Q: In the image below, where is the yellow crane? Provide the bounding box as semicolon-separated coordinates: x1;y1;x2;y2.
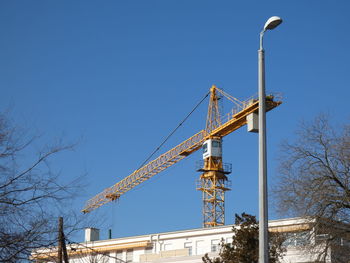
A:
82;85;281;227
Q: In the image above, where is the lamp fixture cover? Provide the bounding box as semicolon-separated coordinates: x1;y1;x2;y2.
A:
263;16;283;31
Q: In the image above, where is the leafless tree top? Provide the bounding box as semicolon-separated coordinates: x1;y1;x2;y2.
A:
0;113;87;262
273;114;350;262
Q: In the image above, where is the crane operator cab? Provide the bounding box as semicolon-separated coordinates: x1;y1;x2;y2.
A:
202;138;222;159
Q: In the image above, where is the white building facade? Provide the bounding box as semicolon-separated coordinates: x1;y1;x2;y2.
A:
32;217;349;263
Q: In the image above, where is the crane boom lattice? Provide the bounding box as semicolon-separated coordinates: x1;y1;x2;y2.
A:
83;130;207;213
82;86;282;216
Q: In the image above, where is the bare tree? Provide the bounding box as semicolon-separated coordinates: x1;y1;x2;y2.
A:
0;113;85;262
273;114;350;262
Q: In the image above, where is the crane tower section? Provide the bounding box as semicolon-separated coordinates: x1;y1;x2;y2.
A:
197;138;232;227
196;86;231;227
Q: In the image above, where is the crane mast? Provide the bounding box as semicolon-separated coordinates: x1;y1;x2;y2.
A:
197;86;231;227
82;86;282;226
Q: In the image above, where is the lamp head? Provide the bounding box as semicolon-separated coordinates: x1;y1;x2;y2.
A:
263;16;283;31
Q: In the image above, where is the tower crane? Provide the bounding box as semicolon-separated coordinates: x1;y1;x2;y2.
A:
82;85;282;227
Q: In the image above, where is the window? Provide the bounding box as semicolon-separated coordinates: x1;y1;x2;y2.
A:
116;250;123;263
315;233;329;243
164;243;172;251
196;240;205;255
145;247;153;254
212;141;221;148
340;237;350;247
211;239;220;252
184;242;192;256
203;143;208;153
282;231;310;247
126;249;133;263
295;231;308;246
225;237;233;245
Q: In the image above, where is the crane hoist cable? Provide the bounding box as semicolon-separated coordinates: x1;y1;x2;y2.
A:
137;91;210;170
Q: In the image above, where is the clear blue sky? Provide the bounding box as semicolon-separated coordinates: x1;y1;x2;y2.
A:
1;1;349;241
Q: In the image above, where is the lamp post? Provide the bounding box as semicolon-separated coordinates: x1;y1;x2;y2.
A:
258;16;282;263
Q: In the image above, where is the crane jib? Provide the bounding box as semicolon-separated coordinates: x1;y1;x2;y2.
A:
82;93;281;214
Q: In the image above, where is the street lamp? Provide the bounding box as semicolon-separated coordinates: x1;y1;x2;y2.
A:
258;16;282;263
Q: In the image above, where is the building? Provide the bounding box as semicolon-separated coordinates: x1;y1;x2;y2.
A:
32;217;350;263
